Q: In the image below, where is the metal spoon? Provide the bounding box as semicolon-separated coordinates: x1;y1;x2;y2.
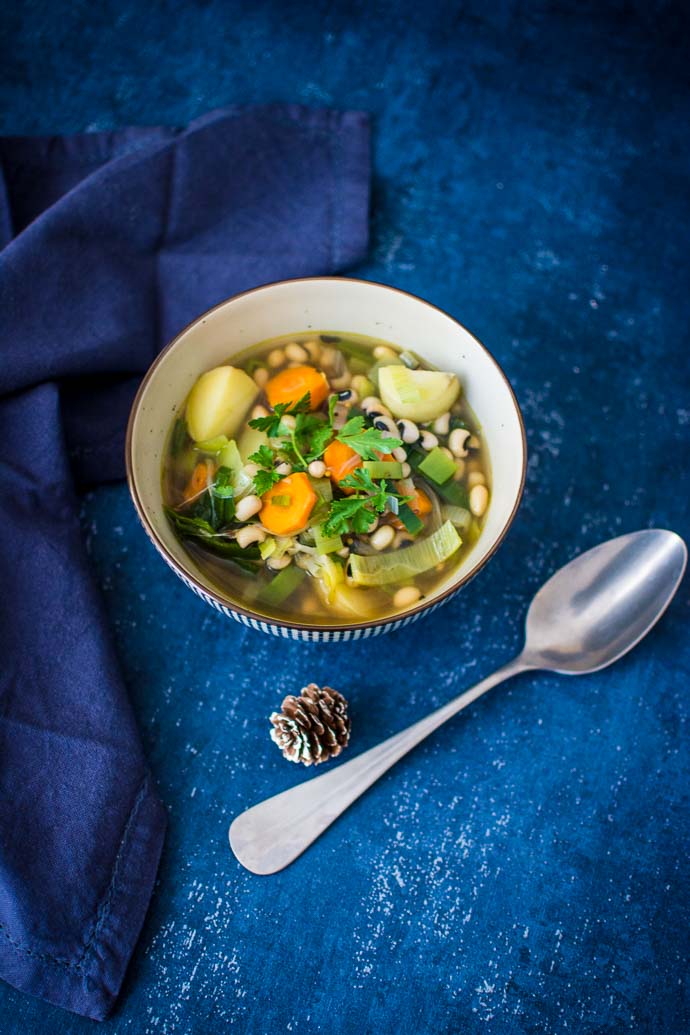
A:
229;529;687;875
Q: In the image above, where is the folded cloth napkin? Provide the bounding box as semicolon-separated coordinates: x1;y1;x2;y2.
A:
0;105;370;1020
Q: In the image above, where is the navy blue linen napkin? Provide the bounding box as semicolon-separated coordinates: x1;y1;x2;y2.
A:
0;105;370;1020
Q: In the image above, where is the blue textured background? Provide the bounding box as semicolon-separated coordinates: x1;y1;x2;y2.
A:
1;2;689;1032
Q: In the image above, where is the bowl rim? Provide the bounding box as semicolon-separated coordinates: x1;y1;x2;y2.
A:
125;275;527;632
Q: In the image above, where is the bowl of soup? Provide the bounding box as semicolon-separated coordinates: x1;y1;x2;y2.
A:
126;277;526;641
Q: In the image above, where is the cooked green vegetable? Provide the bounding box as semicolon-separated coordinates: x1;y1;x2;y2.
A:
397;503;424;536
444;505;472;532
164;506;260;572
195;434;230;454
170;417;188;455
418;447;456;485
362;460;404;479
349;520;461;585
257;565;306;606
314;524;344;555
407;447;470;508
378;366;460;422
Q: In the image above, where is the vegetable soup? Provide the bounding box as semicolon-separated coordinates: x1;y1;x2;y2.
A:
162;333;490;623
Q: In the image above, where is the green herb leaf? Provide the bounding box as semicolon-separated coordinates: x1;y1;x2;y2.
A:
253;467;281;496
323;496;379;537
248;444;276;469
211;466;235;499
336;415;402;459
248;392;312;438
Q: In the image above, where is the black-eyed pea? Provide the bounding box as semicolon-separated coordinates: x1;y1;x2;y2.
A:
449;428;471;458
304;339;322;362
467;471;486;489
267;554;292;571
420;430;438;450
396;418;420;444
236;523;266;548
373;345;398;361
320;345;338;369
330;370;352;391
370;524;395;551
308;460;326;479
251;404;269;420
235;495;263;522
393;585;422;609
469;484;489;517
432;412;451;436
253;367;269;387
452;459;466;481
285;342;308;363
267;347;286;369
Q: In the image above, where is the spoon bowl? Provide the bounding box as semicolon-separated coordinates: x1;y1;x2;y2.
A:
523;530;687;673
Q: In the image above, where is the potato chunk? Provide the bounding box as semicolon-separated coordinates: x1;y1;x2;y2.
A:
186;366;259;443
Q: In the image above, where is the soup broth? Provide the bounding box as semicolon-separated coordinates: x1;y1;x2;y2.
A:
162;332;490;624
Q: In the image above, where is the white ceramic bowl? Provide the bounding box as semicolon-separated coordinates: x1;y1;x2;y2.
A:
126;277;526;641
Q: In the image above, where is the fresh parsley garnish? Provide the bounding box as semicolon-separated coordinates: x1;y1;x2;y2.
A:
336;416;402;459
322;469;412;537
253;468;281;496
249;393;336;470
248;444;281;496
248;393;312;438
248;444;276;469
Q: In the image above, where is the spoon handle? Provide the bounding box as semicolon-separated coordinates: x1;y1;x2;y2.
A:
229;655;529;874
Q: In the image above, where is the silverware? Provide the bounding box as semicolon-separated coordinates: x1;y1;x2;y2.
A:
229;529;687;875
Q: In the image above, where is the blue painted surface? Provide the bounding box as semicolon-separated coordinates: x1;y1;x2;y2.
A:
1;2;689;1032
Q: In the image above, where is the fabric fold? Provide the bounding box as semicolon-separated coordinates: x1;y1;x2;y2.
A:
0;104;370;1019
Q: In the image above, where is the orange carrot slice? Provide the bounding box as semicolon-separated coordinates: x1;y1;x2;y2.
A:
260;472;318;535
391;486;433;529
182;460;213;502
265;365;329;412
324;440;362;493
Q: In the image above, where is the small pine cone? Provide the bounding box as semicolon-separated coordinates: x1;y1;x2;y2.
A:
269;683;351;766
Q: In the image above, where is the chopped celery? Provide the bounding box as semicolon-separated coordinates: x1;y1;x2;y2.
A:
314;524;344;555
218;439;242;476
444;505;472;532
195;434;230;454
397;503;424;535
399;350;420;369
362;460;404;479
237;424;268;463
408;448;470;508
336;338;376;365
271;494;292;507
310;477;333;502
170;416;188;455
257;565;306;606
259;537;277;560
349;520;461;586
418;447;456;485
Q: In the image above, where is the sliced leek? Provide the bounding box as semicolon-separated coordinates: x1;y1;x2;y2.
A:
349;520;462;586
